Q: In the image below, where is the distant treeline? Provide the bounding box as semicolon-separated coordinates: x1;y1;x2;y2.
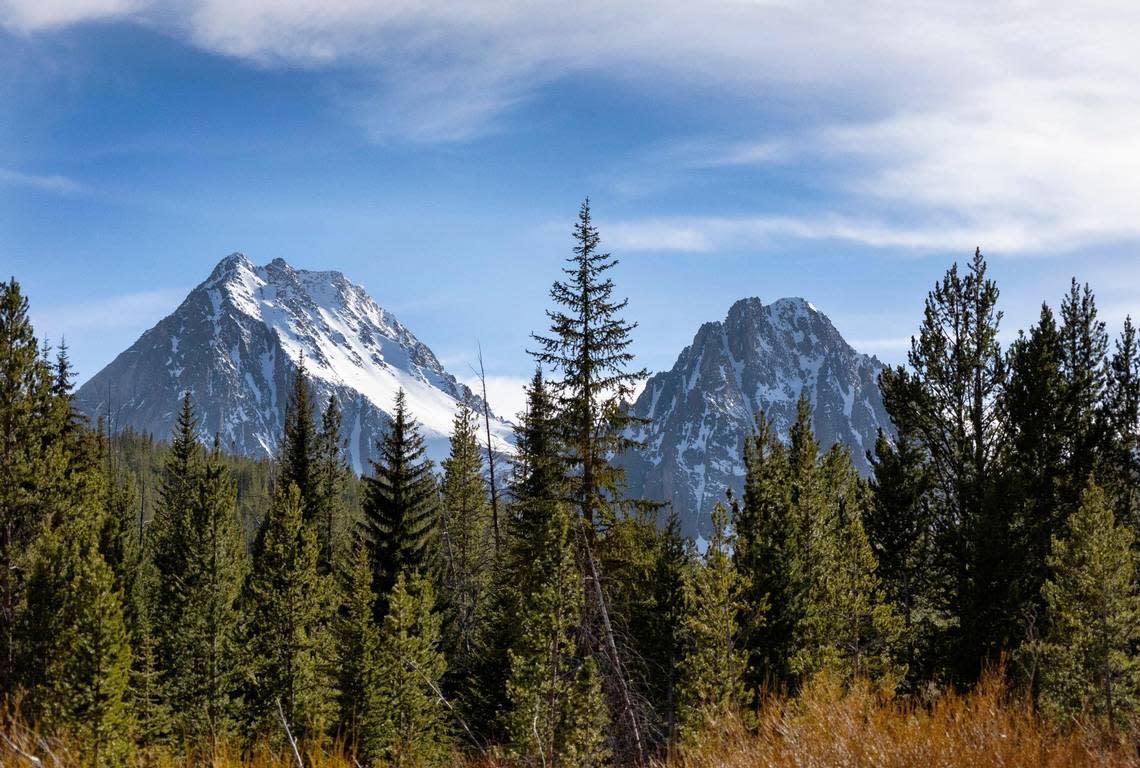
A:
1;202;1138;767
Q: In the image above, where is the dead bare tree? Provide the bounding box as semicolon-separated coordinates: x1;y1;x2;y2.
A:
473;344;501;555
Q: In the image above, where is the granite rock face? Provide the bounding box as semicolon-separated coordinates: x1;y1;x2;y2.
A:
618;297;891;539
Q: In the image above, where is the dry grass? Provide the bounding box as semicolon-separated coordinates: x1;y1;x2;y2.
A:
675;674;1140;768
4;675;1138;767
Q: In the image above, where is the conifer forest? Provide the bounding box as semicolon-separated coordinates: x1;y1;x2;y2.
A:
2;201;1140;766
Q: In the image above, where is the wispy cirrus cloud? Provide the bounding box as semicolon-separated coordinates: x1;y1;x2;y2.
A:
0;167;85;194
8;1;1140;252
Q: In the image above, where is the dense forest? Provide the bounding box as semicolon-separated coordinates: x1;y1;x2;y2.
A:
2;202;1139;766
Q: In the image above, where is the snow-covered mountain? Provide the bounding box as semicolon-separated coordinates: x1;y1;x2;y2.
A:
75;253;512;471
618;297;891;539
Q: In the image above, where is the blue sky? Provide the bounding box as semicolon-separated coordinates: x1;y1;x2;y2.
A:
4;1;1140;417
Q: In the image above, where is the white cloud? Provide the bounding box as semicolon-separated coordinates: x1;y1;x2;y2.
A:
0;0;141;31
9;1;1140;249
0;167;84;194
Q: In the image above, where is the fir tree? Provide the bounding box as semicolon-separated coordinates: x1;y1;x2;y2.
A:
1004;304;1068;642
529;198;647;529
314;394;348;574
0;279;60;691
792;445;901;684
362;389;440;619
280;357;318;519
148;392;202;741
505;501;608;768
1037;480;1139;724
245;483;336;742
336;543;381;756
439;401;492;685
171;439;248;749
676;501;749;743
734;413;793;690
369;570;450;768
866;429;938;684
28;526;133;766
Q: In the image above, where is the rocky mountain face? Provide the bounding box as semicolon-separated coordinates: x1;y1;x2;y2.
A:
75;253;511;471
618;297;892;540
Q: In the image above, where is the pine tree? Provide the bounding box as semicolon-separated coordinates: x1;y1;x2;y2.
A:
171;439;248;749
369;570;450;768
529;198;647;530
27;525;133;766
148;392;202;741
528;199;648;763
362;389;440;619
0;279;60;692
314;394;348;574
734;413;793;690
462;370;565;741
439;401;492;685
336;542;381;756
505;501;608;768
676;501;749;743
1004;304;1068;642
245;483;336;742
1037;480;1139;724
792;446;901;684
866;429;938;684
1104;316;1140;530
879;249;1010;682
1058;279;1110;509
280;357;318;519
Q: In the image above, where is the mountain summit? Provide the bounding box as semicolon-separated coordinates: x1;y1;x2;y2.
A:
618;296;891;538
76;253;511;469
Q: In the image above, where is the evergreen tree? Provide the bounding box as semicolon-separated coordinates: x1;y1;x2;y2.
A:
0;279;62;692
1104;316;1140;530
362;389;440;619
336;543;381;756
866;429;938;685
27;525;133;766
1058;279;1110;509
676;501;749;743
879;249;1010;682
314;394;348;574
148;392;202;741
734;413;793;690
529;198;647;529
280;357;318;518
439;401;492;685
463;370;565;741
792;446;901;684
1003;304;1068;643
245;483;336;742
505;501;608;768
369;570;450;768
170;439;248;749
1037;480;1139;724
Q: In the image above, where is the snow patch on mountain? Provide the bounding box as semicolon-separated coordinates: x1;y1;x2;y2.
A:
76;253;512;471
618;296;892;538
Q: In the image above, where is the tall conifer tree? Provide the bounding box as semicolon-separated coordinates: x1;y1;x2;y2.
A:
245;483;335;742
362;389;439;619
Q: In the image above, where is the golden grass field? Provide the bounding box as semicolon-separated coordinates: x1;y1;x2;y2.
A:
4;673;1138;767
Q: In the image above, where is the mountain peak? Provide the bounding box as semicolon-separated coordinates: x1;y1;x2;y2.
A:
76;253;512;471
619;294;891;538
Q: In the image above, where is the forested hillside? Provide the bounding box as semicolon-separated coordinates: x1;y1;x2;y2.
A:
2;204;1138;766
